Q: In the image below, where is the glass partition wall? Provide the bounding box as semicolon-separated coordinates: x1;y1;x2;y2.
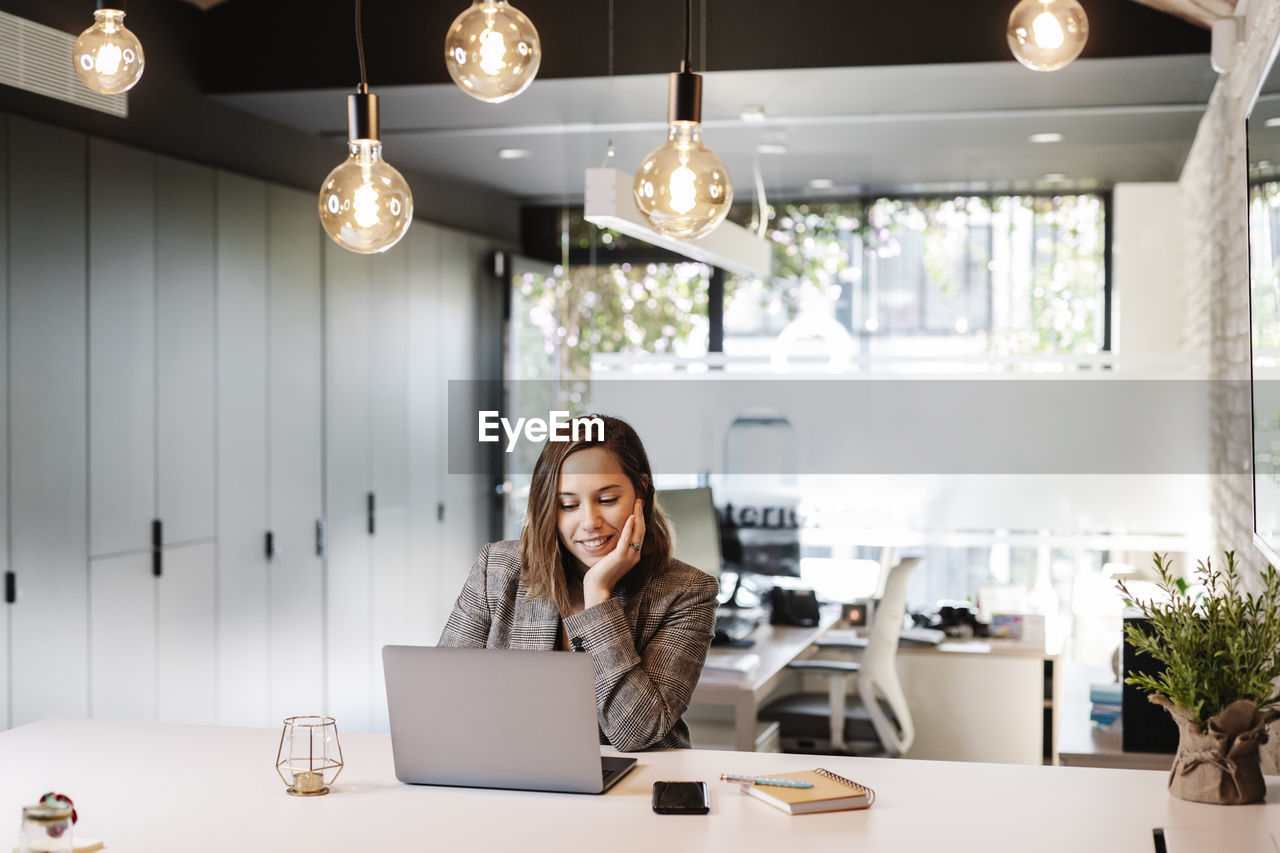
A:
507;191;1194;665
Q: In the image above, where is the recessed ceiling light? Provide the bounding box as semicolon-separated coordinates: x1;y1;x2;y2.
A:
1266;117;1280;128
497;147;532;160
1028;132;1064;144
741;104;766;123
1041;173;1068;182
755;143;787;155
807;178;835;190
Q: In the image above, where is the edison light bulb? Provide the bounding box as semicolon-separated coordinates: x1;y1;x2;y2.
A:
318;92;412;254
444;0;540;103
1007;0;1088;72
319;140;413;253
634;122;733;240
73;8;144;94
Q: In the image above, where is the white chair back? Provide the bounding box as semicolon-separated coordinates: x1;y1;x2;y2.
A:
859;556;920;756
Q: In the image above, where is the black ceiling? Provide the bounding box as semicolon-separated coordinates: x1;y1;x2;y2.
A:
201;0;1209;94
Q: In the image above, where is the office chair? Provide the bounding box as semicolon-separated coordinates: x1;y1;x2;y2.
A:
758;556;920;757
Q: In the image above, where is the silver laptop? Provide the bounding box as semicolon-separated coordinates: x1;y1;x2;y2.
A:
382;645;638;794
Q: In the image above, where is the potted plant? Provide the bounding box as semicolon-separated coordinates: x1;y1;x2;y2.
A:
1117;552;1280;804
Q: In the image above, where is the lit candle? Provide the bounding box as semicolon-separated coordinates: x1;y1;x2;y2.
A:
293;771;325;793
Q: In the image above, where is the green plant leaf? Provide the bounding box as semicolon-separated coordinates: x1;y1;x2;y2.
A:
1116;552;1280;726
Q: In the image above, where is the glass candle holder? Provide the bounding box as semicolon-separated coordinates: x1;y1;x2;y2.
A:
19;803;73;853
275;716;343;796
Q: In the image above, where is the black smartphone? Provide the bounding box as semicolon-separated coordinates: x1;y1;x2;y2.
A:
651;780;710;815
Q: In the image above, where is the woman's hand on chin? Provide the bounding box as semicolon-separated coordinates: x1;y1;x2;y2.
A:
582;499;645;608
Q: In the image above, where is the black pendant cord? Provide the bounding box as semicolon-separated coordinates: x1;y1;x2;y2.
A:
347;0;379;141
682;0;692;71
701;0;708;71
668;0;702;123
355;0;369;94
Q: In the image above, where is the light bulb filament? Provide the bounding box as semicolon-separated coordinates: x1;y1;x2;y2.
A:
352;183;380;229
668;166;698;215
1032;12;1065;48
478;28;507;75
95;42;124;76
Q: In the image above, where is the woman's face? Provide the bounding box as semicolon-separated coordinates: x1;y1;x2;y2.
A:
555;446;639;575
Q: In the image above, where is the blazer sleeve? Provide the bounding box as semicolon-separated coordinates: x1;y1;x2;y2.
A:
562;566;718;751
437;544;493;648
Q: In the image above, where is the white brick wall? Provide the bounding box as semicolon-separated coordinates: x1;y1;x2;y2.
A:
1181;1;1280;578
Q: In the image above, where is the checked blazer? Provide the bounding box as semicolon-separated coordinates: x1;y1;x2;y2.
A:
438;539;718;751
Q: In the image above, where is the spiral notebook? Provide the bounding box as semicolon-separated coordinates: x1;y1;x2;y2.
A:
738;768;875;815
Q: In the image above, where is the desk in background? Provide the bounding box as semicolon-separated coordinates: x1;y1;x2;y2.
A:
887;635;1059;765
688;607;840;752
691;614;1059;764
0;718;1274;853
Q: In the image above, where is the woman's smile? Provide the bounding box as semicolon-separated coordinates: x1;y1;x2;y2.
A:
576;532;619;554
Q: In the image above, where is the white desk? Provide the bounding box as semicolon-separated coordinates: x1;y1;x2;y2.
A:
889;636;1058;765
1;718;1276;852
710;620;1058;765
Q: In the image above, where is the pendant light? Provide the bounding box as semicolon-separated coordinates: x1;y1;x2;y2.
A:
318;0;413;255
1007;0;1088;72
444;0;541;103
73;1;145;94
632;0;732;240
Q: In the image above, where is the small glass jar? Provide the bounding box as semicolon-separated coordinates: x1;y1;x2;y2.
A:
19;803;73;853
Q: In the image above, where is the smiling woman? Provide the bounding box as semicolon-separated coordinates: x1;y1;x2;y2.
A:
437;414;719;751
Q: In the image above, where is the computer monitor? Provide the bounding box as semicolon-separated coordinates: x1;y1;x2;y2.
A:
656;487;723;580
715;492;801;580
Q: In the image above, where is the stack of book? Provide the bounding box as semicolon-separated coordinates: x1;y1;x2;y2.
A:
1089;681;1122;726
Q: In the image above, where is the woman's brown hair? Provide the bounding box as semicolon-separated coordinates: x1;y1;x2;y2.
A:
520;414;673;615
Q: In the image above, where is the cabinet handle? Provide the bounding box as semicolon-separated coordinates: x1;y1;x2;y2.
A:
367;492;376;535
152;519;163;578
315;519;325;557
265;531;276;560
437;502;445;522
4;572;14;604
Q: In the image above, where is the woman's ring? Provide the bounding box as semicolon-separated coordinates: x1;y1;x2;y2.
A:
629;543;641;552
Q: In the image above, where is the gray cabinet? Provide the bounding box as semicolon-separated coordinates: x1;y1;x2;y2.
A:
156;543;216;724
407;225;445;642
89;553;155;719
214;177;327;727
265;185;325;722
326;222;495;733
0;115;495;733
156;158;217;546
8;118;89;726
435;232;493;631
322;238;424;731
88;139;155;558
369;249;411;732
323;239;376;731
215;172;270;726
86;145;217;724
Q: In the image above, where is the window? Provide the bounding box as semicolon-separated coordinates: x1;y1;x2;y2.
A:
723;194;1107;368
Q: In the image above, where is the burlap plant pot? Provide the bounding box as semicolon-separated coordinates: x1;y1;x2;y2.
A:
1150;694;1278;804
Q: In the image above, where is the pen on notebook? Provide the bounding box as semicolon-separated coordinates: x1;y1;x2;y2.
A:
719;774;814;788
